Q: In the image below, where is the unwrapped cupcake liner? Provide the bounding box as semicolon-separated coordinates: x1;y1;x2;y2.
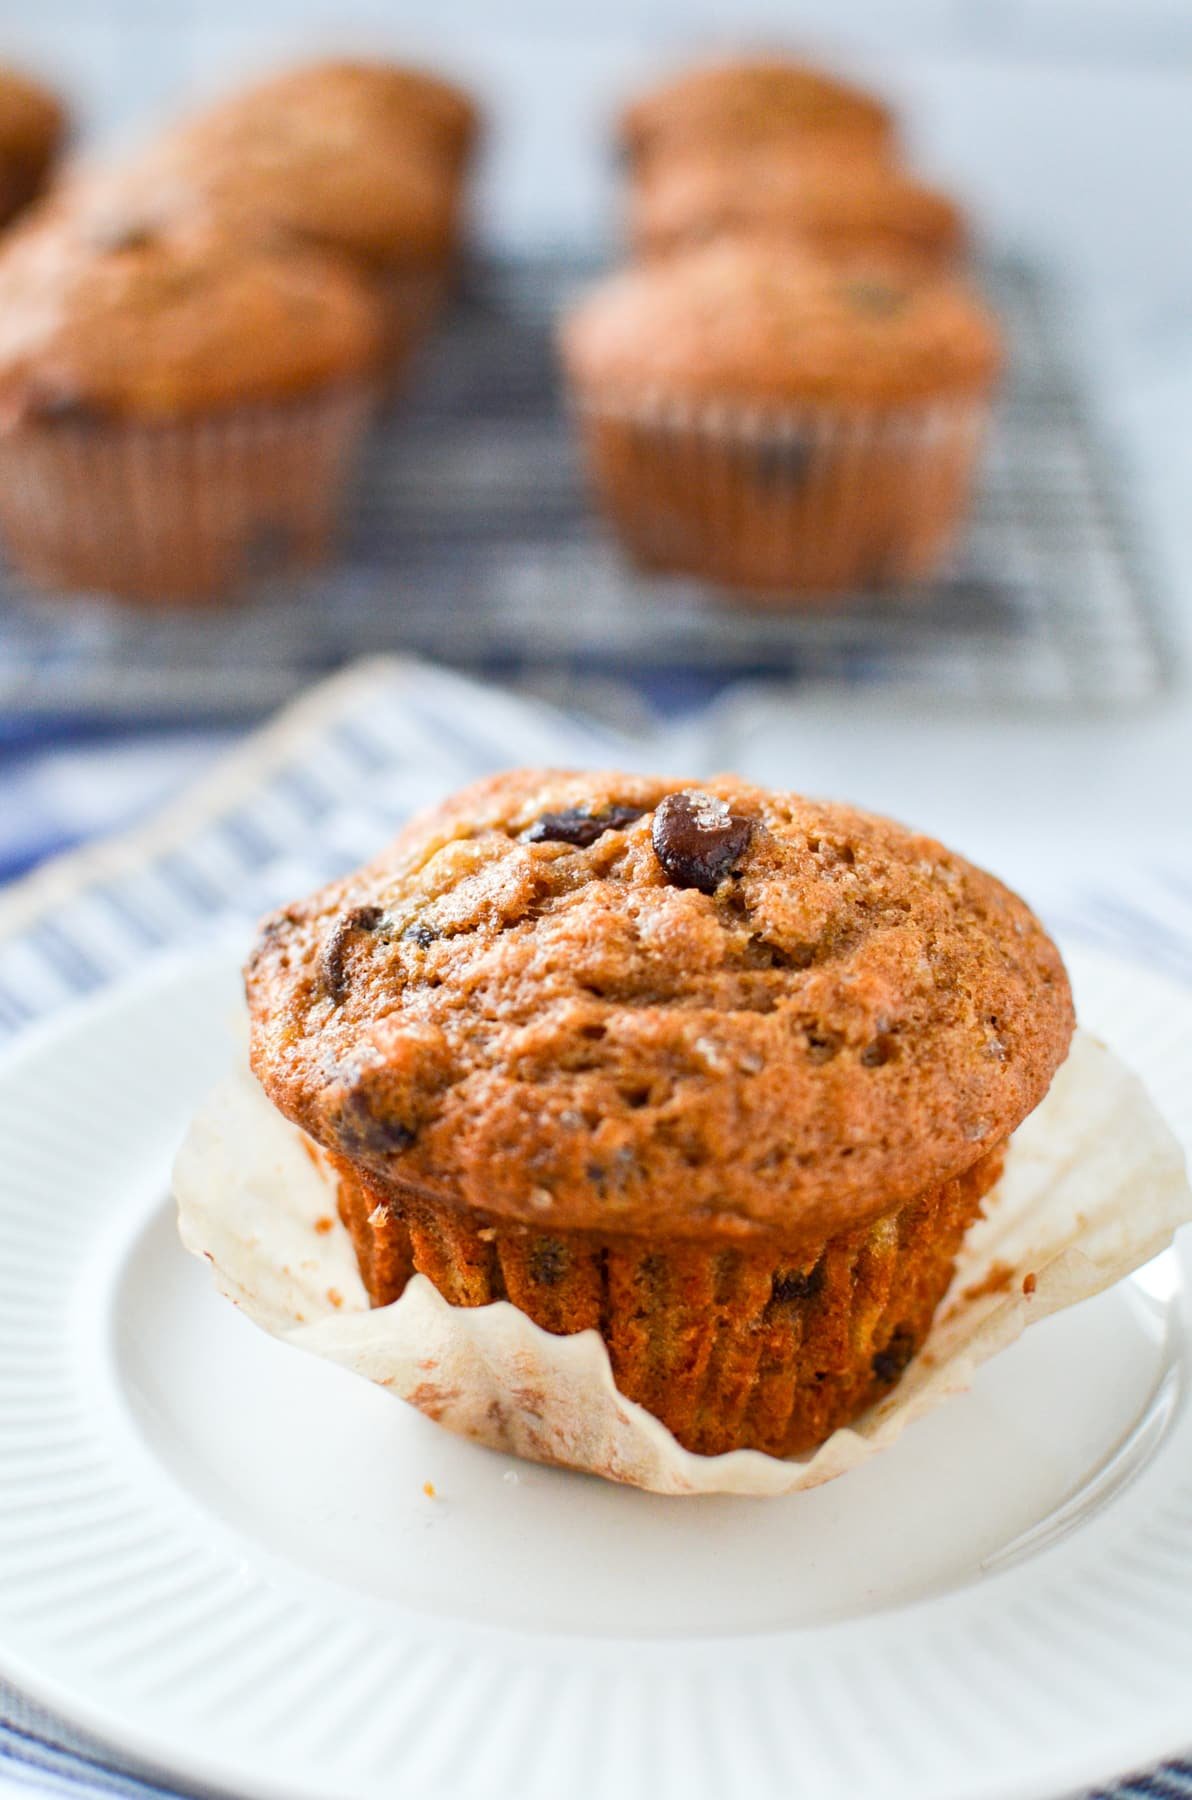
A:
175;1028;1192;1496
0;383;377;604
570;386;989;599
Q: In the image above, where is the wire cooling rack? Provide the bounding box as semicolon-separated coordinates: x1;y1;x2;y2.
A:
0;255;1171;721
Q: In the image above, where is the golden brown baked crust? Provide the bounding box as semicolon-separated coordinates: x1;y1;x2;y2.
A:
151;103;461;272
561;241;1001;408
0;209;383;424
217;58;480;175
0;66;66;220
619;57;896;172
629;146;966;271
246;769;1074;1249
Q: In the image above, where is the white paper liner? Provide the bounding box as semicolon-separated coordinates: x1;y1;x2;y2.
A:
0;385;375;603
568;386;988;597
175;1029;1192;1496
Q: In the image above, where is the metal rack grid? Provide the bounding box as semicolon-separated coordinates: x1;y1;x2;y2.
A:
0;255;1171;721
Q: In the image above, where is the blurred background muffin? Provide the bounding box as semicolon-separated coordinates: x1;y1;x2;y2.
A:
155;59;480;365
561;240;1001;595
0;64;66;230
618;55;897;179
0;209;382;601
628;146;967;276
221;58;481;180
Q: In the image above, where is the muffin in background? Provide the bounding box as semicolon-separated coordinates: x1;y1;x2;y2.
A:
619;56;896;179
221;57;481;180
245;767;1074;1460
0;65;66;228
629;145;967;276
560;240;1001;597
0;209;382;602
146;110;463;370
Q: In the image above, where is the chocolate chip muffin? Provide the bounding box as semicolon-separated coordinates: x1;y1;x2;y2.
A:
0;209;382;601
161;60;477;363
560;239;1001;596
619;56;896;179
220;57;481;179
246;769;1074;1460
0;65;66;229
629;145;967;275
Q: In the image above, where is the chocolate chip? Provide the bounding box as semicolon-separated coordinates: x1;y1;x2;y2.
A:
525;805;646;848
320;904;384;1002
771;1263;824;1306
655;792;756;896
33;389;105;426
529;1239;567;1286
750;439;812;486
401;922;438;948
872;1326;916;1385
651;791;752;893
337;1086;416;1156
259;907;302;939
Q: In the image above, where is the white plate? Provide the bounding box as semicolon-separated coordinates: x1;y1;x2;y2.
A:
1;943;1191;1800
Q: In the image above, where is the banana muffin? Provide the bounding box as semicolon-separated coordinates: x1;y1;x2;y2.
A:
629;145;966;274
0;65;66;228
560;239;1001;596
219;57;481;179
0;209;382;600
619;56;896;178
162;61;478;358
245;769;1074;1460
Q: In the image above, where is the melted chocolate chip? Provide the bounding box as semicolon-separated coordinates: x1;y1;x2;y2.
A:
34;389;105;426
526;805;646;848
651;791;752;893
871;1326;916;1385
528;1239;567;1286
320;904;384;1002
771;1262;824;1306
338;1101;416;1156
750;438;812;486
401;922;438;948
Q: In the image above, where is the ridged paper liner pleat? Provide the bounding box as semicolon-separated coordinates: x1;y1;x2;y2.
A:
0;383;376;604
570;387;989;599
175;1028;1192;1496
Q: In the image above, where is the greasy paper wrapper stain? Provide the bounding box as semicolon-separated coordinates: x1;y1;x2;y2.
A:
175;1029;1192;1496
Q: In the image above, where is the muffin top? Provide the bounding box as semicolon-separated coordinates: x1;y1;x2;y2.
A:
0;65;65;169
217;58;480;175
0;208;382;425
619;57;895;172
561;241;1000;408
150;101;460;270
246;769;1073;1250
630;146;966;270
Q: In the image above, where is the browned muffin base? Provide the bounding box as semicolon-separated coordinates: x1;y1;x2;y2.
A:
334;1142;1002;1459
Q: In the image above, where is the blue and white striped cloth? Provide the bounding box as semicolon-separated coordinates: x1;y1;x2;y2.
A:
0;656;1189;1800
